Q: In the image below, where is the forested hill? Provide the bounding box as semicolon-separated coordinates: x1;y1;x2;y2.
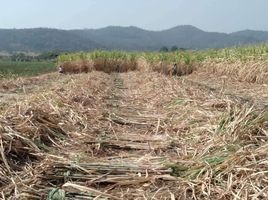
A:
1;25;268;52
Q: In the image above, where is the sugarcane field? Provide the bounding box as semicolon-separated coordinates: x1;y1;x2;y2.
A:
1;1;268;199
0;46;267;199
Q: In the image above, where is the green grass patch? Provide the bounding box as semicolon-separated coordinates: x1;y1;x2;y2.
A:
0;60;56;77
166;98;187;109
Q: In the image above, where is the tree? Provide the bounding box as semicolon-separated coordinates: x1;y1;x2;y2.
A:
37;50;61;61
179;48;187;51
171;46;178;52
160;46;169;52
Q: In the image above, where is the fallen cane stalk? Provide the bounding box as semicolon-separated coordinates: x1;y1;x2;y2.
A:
62;182;122;200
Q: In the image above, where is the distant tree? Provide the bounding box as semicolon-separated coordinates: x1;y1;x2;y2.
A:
11;53;31;62
171;46;179;51
160;46;169;52
37;50;61;61
179;48;187;51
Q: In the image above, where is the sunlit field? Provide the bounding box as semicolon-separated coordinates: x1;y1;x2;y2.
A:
1;44;267;199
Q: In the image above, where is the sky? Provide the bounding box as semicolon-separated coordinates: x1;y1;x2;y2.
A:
0;0;268;33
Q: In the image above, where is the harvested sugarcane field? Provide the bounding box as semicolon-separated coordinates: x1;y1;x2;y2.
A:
0;45;267;199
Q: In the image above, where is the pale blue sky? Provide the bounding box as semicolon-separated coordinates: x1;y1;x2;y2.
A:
0;0;267;32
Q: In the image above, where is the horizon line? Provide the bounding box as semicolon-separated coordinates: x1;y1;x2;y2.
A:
0;25;267;34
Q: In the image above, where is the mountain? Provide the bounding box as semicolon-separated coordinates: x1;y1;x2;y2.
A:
230;30;268;41
71;26;158;51
0;25;268;52
0;28;102;52
153;25;259;49
71;25;246;50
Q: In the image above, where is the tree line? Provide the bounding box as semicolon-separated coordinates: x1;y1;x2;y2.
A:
160;46;187;52
7;51;61;62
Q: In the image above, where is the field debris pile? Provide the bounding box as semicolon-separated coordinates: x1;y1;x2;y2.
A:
0;56;268;199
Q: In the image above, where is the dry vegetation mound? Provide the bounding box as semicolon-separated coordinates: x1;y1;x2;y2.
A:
201;59;268;84
58;61;93;74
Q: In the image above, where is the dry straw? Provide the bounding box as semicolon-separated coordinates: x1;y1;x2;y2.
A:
1;45;268;199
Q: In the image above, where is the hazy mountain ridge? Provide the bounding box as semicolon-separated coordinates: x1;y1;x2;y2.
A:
0;28;102;52
0;25;267;52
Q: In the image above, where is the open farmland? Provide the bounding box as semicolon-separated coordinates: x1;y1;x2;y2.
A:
0;46;268;199
0;60;56;77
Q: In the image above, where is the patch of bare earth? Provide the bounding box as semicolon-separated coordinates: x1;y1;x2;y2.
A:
1;70;267;199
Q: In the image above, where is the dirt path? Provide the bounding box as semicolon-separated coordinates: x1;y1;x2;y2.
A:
45;73;176;199
1;71;267;199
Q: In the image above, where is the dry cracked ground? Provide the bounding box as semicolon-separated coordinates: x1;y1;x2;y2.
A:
0;70;267;199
